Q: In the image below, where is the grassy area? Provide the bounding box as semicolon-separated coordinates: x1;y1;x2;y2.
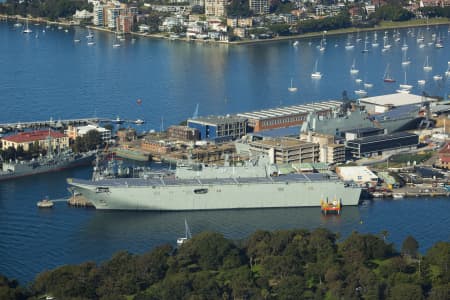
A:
379;18;450;28
390;152;434;164
372;152;434;169
232;18;450;45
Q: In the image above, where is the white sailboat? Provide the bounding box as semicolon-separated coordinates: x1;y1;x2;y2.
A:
372;32;379;47
288;78;298;92
86;29;94;39
311;60;322;79
177;218;192;247
112;31;121;48
22;20;32;34
445;62;450;77
361;40;369;53
364;82;374;89
399;72;413;90
423;56;432;72
350;59;359;75
401;49;411;66
354;89;367;97
433;74;443;81
383;63;396;83
418;79;426;86
345;34;354;50
435;33;444;48
318;38;325;52
401;38;408;51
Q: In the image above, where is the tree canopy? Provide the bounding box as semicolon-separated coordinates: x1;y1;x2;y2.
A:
1;229;448;299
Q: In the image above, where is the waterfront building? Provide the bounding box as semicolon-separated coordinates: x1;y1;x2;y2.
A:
227;17;253;28
335;166;378;187
117;14;134;33
141;138;171;154
205;0;227;17
248;137;320;164
1;130;69;152
249;0;270;15
437;142;450;169
359;93;432;114
65;125;111;142
187;116;247;143
345;132;419;159
167;126;200;142
343;127;385;141
73;9;94;21
107;6;122;29
237;100;342;132
117;128;137;143
93;3;105;26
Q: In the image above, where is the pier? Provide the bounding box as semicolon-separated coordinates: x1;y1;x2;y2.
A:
0;117;143;133
0;118;102;132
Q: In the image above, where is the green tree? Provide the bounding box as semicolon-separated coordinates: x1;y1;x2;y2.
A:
227;0;252;17
388;283;424;300
402;235;419;258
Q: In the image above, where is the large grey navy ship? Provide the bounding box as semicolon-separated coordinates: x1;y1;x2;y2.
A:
67;156;361;211
301;99;427;136
0;151;96;181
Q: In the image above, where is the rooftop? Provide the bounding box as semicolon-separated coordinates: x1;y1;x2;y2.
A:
344;127;385;134
188;115;247;126
349;132;418;144
2;130;66;143
438;142;450;155
237;100;342;120
251;138;316;149
360;93;429;107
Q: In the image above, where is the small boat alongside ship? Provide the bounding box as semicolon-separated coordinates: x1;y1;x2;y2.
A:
37;198;54;208
320;197;341;215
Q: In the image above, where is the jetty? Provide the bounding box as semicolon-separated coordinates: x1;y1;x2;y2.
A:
0;117;145;133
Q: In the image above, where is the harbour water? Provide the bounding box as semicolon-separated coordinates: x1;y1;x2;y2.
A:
1;21;450;283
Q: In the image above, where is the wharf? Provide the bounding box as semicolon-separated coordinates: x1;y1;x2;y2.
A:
370;188;450;199
0;117;142;132
0;118;103;131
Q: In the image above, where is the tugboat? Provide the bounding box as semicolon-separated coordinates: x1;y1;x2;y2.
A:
37;197;54;208
320;197;341;215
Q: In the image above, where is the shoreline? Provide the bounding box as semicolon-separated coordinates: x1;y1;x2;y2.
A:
2;13;450;46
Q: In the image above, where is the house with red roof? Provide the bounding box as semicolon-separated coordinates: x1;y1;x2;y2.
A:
437;142;450;169
1;130;69;152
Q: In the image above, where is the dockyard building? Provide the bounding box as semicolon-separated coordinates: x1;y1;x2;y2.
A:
300;132;345;164
345;132;419;159
187;116;247;143
343;127;385;141
1;130;69;152
359;93;432;114
167;126;200;142
437;142;450;169
141;138;171;154
335;166;378;187
237;100;342;132
248;137;320;164
65;125;112;142
116;128;137;143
